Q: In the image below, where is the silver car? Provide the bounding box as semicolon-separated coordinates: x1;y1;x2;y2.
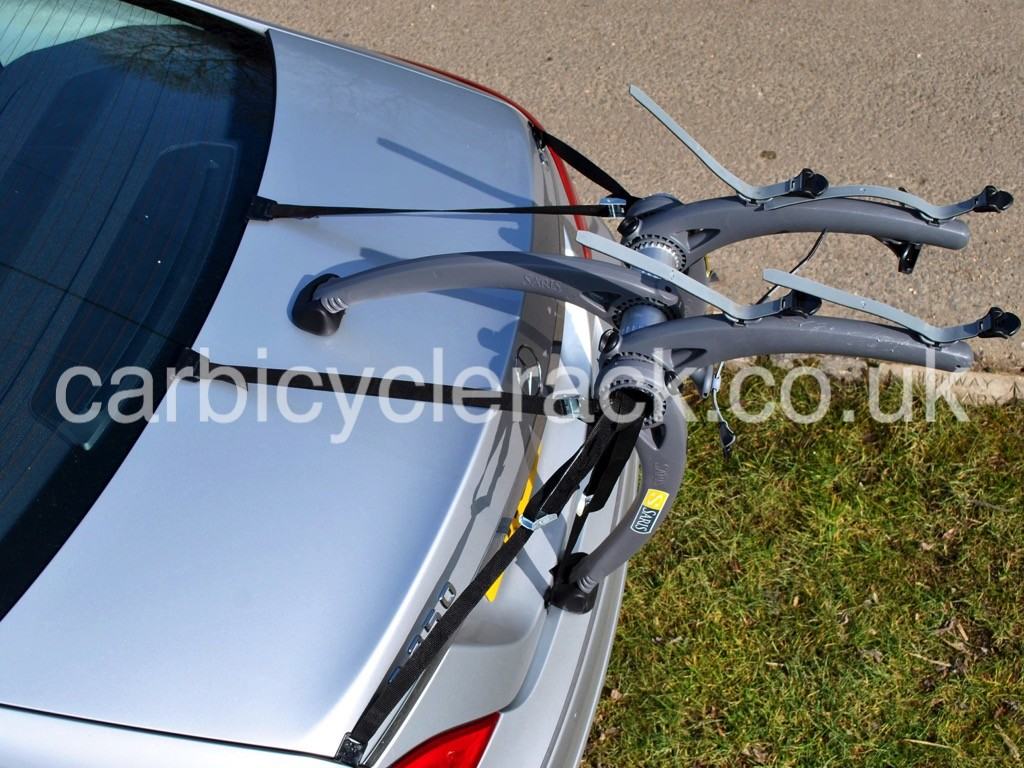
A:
0;1;631;765
3;2;1018;767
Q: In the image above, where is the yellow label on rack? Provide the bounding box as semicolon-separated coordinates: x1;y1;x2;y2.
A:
641;488;669;512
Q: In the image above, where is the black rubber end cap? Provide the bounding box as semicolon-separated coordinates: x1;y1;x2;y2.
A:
291;273;343;336
546;552;599;614
547;578;599;614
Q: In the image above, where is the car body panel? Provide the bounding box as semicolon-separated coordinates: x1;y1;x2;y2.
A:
0;25;559;757
0;306;629;768
0;7;629;766
372;304;632;767
0;704;336;768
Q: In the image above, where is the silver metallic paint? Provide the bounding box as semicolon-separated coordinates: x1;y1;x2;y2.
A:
0;24;607;762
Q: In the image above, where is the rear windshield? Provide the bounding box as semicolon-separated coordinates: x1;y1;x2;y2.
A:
0;0;274;619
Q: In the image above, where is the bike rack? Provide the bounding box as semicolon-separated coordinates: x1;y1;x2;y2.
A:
630;85;1013;222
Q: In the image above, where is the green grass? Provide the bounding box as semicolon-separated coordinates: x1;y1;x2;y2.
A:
584;366;1024;768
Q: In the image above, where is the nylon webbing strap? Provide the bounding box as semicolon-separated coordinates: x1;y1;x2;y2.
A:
582;414;645;511
248;127;636;222
250;198;620;222
338;396;639;765
553;413;644;589
531;126;637;205
177;348;555;415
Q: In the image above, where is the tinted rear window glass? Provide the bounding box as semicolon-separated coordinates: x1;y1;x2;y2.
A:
0;0;275;619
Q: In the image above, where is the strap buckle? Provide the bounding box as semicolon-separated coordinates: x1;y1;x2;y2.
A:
553;394;586;419
520;512;559;531
599;196;629;218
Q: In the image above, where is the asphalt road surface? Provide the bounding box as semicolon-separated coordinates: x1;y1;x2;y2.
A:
223;0;1024;372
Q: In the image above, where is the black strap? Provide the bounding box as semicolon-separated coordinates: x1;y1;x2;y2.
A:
582;414;645;510
249;127;636;222
338;397;638;765
177;348;564;416
531;126;637;206
552;414;644;588
250;197;620;222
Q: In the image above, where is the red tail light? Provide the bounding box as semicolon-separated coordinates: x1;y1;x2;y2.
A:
388;713;500;768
